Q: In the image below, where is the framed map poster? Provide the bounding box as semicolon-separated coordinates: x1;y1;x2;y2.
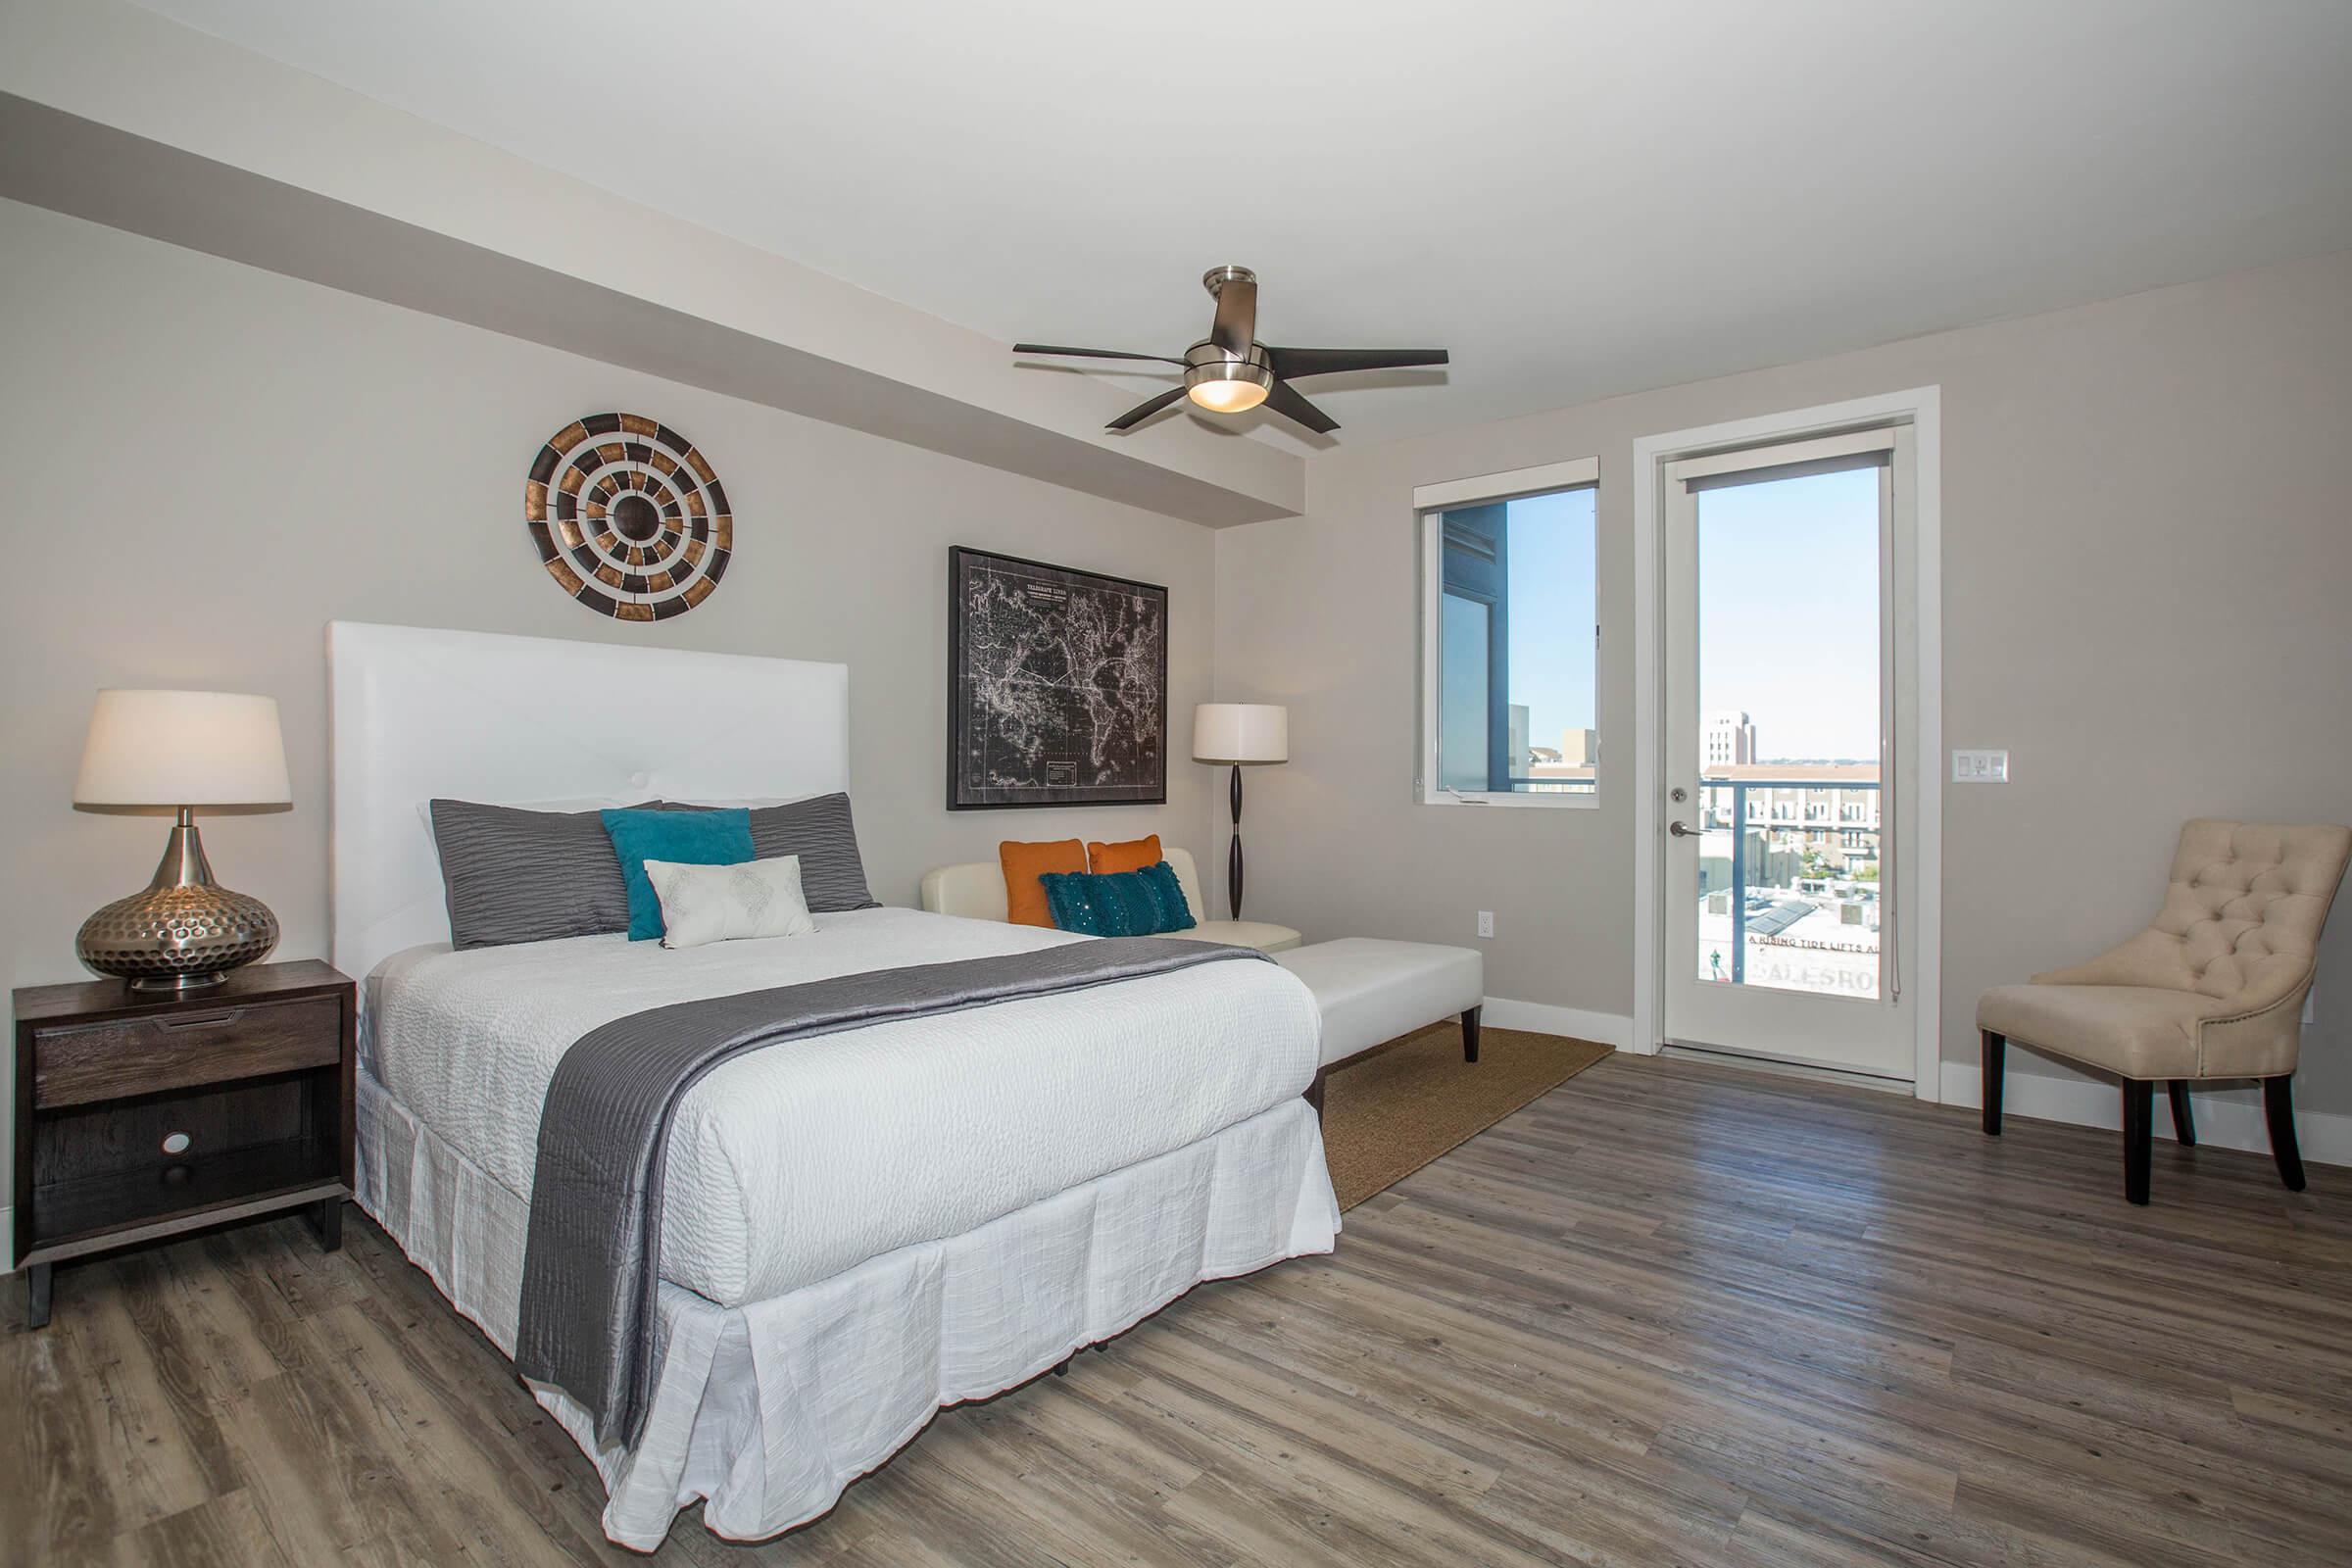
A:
948;546;1169;809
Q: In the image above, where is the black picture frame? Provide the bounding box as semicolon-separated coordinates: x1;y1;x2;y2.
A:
948;546;1169;809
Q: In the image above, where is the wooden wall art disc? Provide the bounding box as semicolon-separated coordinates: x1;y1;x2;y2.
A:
523;414;733;621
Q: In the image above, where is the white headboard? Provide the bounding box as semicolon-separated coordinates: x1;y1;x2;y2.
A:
328;620;849;986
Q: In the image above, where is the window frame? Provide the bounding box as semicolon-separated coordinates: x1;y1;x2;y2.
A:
1414;456;1601;809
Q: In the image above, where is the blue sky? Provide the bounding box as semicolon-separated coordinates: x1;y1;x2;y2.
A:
1697;466;1880;761
1497;467;1879;763
1503;488;1597;747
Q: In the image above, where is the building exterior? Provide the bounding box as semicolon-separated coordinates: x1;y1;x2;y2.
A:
1705;710;1757;767
1696;762;1883;876
1517;733;1881;860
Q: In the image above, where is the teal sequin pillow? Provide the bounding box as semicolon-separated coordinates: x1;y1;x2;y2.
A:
1039;862;1197;937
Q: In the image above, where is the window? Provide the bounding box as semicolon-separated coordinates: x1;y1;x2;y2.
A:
1416;458;1599;806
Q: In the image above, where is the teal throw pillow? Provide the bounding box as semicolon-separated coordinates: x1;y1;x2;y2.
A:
1040;861;1197;937
601;807;755;941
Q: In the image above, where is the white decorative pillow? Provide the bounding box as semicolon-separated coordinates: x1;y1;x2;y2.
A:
643;855;818;950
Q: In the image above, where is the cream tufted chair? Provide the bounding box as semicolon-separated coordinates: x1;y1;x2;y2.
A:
1978;819;2350;1203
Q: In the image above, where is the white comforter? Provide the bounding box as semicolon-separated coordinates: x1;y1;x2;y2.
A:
365;907;1322;1308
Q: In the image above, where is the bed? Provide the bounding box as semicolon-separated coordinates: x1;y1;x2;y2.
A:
327;621;1339;1549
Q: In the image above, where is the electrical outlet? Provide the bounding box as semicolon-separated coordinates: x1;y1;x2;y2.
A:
1951;748;2009;783
1477;910;1494;939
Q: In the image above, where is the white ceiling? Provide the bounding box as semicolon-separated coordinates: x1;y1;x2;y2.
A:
133;0;2352;451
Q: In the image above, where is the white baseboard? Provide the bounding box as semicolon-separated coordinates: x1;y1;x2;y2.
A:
1481;997;1634;1049
1941;1060;2350;1169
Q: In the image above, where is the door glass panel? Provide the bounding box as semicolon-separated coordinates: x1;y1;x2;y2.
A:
1690;466;1883;999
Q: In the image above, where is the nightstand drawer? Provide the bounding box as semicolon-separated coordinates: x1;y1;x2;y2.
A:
31;998;342;1109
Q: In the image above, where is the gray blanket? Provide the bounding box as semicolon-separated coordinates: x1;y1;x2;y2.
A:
514;935;1272;1448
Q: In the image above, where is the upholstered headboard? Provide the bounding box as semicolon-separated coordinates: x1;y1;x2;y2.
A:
921;847;1206;924
327;620;849;986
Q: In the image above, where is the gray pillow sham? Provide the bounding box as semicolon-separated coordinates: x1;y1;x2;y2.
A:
658;793;880;912
427;799;654;950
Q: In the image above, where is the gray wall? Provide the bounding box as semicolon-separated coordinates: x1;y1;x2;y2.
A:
1214;248;2352;1112
0;199;1219;1174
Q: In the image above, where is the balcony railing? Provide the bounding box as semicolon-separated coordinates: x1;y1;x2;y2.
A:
1693;778;1881;988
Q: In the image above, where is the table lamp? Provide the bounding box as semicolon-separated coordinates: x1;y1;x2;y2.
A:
73;689;290;992
1191;703;1289;922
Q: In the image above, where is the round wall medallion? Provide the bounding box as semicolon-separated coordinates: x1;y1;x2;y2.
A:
523;414;732;621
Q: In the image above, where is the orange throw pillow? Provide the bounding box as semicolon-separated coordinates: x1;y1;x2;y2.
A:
1087;834;1163;875
1000;839;1087;927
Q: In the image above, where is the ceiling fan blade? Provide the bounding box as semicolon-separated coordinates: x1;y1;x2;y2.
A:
1264;346;1449;380
1262;378;1339;435
1013;343;1187;366
1104;386;1189;431
1208;275;1257;358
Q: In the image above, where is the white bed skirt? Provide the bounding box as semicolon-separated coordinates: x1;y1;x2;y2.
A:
355;1071;1340;1550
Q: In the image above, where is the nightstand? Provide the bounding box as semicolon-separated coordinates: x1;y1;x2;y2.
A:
11;958;356;1328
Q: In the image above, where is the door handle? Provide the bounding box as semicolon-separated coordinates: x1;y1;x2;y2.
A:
1668;820;1696;837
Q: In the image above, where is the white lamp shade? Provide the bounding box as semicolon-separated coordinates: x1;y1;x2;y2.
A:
1192;703;1289;764
74;689;292;807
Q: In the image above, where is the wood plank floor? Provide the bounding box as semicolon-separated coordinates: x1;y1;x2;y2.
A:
6;1054;2349;1567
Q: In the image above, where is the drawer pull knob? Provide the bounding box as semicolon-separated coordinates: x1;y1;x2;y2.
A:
157;1011;242;1031
162;1132;192;1155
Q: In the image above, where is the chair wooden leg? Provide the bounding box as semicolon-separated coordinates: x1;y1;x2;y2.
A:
1981;1031;2005;1136
2265;1075;2306;1193
1462;1005;1482;1064
2122;1080;2153;1205
2167;1081;2196;1147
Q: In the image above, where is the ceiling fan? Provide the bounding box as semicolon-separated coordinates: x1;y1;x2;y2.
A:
1014;266;1448;435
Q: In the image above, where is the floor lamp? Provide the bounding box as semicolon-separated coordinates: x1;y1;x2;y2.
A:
1192;704;1289;921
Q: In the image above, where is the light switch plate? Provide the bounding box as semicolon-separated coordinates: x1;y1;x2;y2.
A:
1952;749;2009;783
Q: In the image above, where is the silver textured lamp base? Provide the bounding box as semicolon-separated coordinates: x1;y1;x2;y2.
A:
76;808;278;992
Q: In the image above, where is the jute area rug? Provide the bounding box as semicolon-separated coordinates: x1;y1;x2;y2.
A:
1320;1020;1613;1211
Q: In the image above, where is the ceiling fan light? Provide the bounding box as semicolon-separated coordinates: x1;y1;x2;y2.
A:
1187;376;1270;414
1183;356;1274;414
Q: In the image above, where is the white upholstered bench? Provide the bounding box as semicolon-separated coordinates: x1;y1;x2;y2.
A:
918;846;1303;954
1273;938;1485;1114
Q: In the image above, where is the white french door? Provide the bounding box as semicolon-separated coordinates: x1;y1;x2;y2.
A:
1659;425;1921;1080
